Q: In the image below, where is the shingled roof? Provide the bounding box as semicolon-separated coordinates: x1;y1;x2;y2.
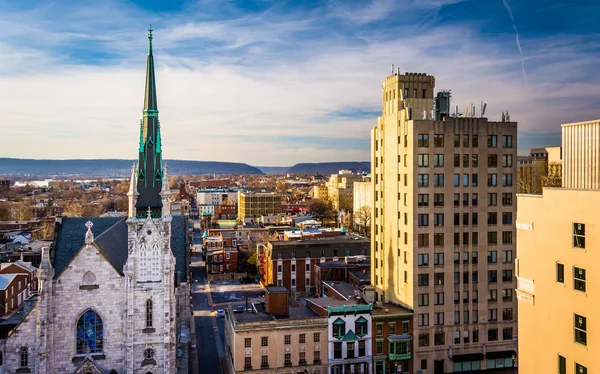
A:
52;216;188;282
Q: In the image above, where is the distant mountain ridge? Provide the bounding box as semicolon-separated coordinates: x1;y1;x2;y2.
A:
0;158;263;177
285;162;370;175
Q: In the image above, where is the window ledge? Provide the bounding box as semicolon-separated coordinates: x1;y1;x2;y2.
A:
143;327;156;333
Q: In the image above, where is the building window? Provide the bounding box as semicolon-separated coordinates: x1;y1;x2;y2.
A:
419;333;430;347
488;154;498;167
557;263;565;283
418;274;429;286
435;332;445;346
144;348;155;361
418;214;429;227
76;310;103;354
418;154;430;167
502;154;513;167
434;174;444;187
418;293;429;306
313;332;320;343
454;154;460;167
575;314;587;345
20;347;28;368
313;350;321;364
418;253;429;266
261;336;268;347
502;212;512;225
418;194;429;207
454;134;460;147
488;328;498;341
421;359;428;370
244;356;252;370
502;308;513;321
575;363;587;374
284;353;291;367
488;270;498;283
502;135;513;148
418;174;429;187
502;173;513;187
434;233;444;246
244;338;251;348
376;322;383;336
418;234;429;247
334;342;343;358
503;327;513;340
488;193;498;206
434;154;444;167
358;340;366;357
433;253;444;265
434;134;444;147
434;213;444;227
488;135;497;147
418;134;430;147
573;223;585;248
299;333;306;344
146;299;153;328
434;272;444;285
333;318;346;338
488;231;498;245
574;267;586;292
558;355;566;374
418;313;429;327
284;335;291;345
347;342;355;358
454;173;460;187
488;173;497;187
261;355;268;369
356;317;368;336
487;251;497;264
434;193;444;207
299;351;306;365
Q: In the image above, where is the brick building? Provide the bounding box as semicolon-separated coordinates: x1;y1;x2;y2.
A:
0;273;31;317
258;237;370;296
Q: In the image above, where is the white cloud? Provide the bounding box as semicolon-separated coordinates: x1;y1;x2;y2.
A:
0;1;598;166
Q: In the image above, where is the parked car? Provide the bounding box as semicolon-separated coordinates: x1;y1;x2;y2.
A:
216;309;225;318
239;277;255;284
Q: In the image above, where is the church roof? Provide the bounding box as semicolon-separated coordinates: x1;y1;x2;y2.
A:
52;216;188;282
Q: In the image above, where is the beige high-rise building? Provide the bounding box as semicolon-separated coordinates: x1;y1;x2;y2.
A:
326;170;363;211
237;191;283;223
372;70;518;373
517;119;600;374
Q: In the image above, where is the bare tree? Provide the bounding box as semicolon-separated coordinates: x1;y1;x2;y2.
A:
353;206;372;237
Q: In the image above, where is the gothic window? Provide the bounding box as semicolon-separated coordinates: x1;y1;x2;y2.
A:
146;299;153;328
144;349;155;360
139;243;148;281
20;347;27;367
76;310;104;354
151;243;160;282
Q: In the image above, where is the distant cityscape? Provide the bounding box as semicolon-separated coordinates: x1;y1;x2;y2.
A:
0;28;597;374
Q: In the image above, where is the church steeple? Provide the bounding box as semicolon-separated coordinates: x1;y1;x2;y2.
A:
136;25;163;217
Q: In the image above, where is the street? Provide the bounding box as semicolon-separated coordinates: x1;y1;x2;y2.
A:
191;221;225;374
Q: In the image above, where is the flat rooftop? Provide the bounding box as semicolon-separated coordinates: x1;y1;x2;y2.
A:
231;303;322;325
372;302;413;316
324;281;356;300
269;236;369;247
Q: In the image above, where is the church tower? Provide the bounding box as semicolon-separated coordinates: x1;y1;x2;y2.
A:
124;27;176;373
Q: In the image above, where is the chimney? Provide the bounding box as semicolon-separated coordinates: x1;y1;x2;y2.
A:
265;286;289;317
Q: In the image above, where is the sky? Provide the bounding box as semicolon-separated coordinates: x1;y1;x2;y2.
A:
0;0;599;166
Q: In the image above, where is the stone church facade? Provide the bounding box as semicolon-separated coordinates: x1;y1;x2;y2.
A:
0;28;189;374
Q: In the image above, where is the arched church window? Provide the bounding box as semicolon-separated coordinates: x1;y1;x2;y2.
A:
146;299;153;328
144;348;155;360
19;347;27;367
151;243;160;281
76;310;104;354
139;243;149;281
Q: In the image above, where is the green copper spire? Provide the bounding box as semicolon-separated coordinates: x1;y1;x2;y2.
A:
136;27;163;216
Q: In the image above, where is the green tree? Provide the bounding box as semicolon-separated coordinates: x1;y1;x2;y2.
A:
247;252;258;266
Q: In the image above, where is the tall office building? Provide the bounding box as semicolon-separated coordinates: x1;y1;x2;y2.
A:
371;70;518;373
517;119;600;373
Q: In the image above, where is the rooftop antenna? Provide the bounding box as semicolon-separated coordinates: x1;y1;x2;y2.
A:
506;111;510;121
501;111;505;122
481;101;487;117
391;64;394;74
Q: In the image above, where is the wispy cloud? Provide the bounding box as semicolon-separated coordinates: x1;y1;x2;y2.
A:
0;0;598;165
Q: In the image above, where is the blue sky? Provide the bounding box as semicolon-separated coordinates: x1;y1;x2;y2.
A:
0;0;599;166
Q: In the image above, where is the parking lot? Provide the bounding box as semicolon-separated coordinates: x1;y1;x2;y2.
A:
209;279;265;305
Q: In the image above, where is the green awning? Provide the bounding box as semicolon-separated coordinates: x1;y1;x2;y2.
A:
388;334;412;342
356;316;368;323
333;318;345;325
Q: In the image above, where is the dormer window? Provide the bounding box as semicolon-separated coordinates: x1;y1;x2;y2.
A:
333;318;346;338
355;316;368;336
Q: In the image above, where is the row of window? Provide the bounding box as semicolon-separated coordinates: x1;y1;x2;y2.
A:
416;250;513;267
416;134;513;148
417;327;513;347
415;173;513;187
416;192;513;207
417;288;513;307
558;354;587;374
416;269;512;286
415;153;513;168
416;212;513;228
256;333;321;348
374;320;410;336
246;351;321;370
332;341;367;359
415;231;513;247
557;264;587;292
